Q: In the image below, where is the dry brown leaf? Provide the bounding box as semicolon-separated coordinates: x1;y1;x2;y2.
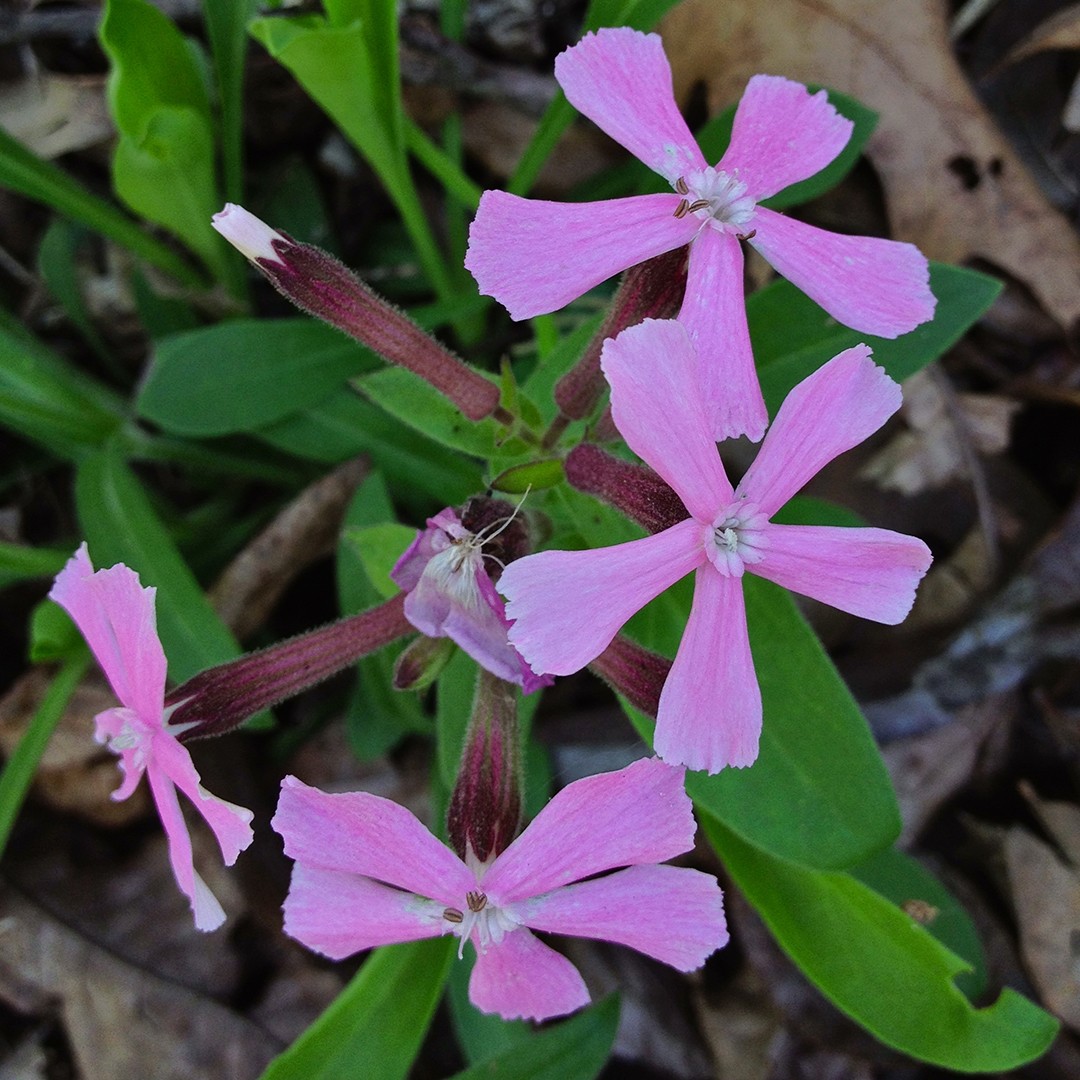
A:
1000;4;1080;68
0;667;148;827
0;73;112;159
861;369;1019;495
1019;781;1080;867
1004;826;1080;1033
0;887;276;1080
661;0;1080;327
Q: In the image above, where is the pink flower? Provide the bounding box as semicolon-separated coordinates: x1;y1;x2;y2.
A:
273;757;727;1021
466;28;936;441
391;507;551;694
498;321;933;774
49;545;254;931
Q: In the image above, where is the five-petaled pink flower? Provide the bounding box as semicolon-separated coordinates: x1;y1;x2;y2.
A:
498;320;933;774
392;507;551;693
50;544;254;931
466;27;936;442
273;757;727;1021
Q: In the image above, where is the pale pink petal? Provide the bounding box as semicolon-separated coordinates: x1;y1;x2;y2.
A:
469;928;589;1020
718;76;853;201
93;707;147;800
483;757;695;902
518;864;728;970
151;733;254;865
465;191;696;321
654;568;761;772
211;203;287;265
146;765;226;932
554;28;706;184
750;209;935;337
501;519;707;675
390;508;461;591
738;344;901;516
602;318;732;518
49;544;166;724
754;524;932;624
282;864;442;959
272;776;474;904
680;229;768;441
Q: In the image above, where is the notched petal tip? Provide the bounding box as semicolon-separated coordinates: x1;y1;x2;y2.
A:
212;203;289;265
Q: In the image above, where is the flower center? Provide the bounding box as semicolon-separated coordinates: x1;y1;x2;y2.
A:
705;500;769;577
442;890;522;957
673;167;757;235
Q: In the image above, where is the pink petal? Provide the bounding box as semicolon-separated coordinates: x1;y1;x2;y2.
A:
93;707;147;800
151;733;254;866
465;191;696;321
754;524;932;624
282;864;441;959
483;757;695;903
272;776;474;905
518;864;728;970
718;77;853;201
654;568;761;772
501;518;707;675
554;28;706;185
750;208;935;337
738;344;901;516
49;544;166;724
469;928;589;1021
146;765;227;932
602;318;732;519
390;508;461;591
680;230;768;441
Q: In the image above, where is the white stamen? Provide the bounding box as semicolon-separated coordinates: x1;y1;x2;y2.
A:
676;167;757;234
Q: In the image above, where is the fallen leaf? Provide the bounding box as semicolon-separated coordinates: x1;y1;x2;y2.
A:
1019;781;1080;868
660;0;1080;327
1004;826;1080;1033
999;4;1080;68
0;73;112;159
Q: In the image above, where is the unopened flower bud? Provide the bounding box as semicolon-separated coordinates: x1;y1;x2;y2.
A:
393;634;456;691
447;670;523;866
590;634;672;719
212;204;501;421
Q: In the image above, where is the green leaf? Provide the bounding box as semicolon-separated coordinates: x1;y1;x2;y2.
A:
37;220;112;363
28;600;83;663
354;366;511;458
852;847;987;999
0;656;89;860
623;576;900;870
0;542;69;591
751;263;1002;413
257;389;483;509
260;937;454;1080
705;816;1058;1071
101;0;225;279
0;126;204;286
337;475;428;759
343;523;418;600
138;319;379;436
449;995;620;1080
490;459;565;494
74;448;240;682
0;318;123;457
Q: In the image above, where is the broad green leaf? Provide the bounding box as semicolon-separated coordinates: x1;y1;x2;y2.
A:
0;127;203;286
101;0;225;278
0;319;122;457
37;220;111;362
623;576;900;870
343;522;418;599
751;263;1001;412
436;648;479;791
0;656;88;860
771;495;866;529
138;320;379;436
853;847;987;999
490;458;565;494
337;475;428;759
0;542;69;591
449;994;620;1080
28;600;83;662
354;366;514;458
260;937;454;1080
705;816;1058;1071
74;449;239;681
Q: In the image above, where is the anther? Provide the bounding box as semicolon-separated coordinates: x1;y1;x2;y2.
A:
687;199;710;213
737;229;757;241
674;176;689;195
673;199;690;219
466;890;488;913
443;907;464;924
